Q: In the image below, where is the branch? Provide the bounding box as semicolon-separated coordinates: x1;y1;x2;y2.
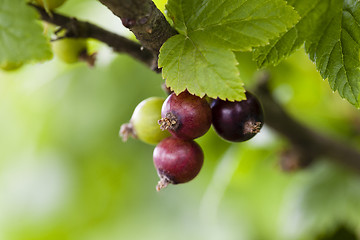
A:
98;0;178;55
253;72;360;171
32;2;360;172
31;4;156;69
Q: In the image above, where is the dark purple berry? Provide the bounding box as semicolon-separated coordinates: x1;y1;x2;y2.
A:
211;92;264;142
158;90;211;140
153;137;204;191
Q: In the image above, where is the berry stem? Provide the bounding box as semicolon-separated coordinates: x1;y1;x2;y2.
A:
79;50;97;67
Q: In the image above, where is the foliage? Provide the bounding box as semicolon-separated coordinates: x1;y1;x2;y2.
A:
0;0;360;240
159;0;298;100
0;0;52;67
254;0;360;107
2;0;360;105
161;0;360;106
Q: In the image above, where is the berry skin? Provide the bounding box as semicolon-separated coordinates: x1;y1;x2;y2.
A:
211;92;264;142
35;0;66;10
120;97;171;145
52;38;88;64
153;137;204;191
158;90;212;140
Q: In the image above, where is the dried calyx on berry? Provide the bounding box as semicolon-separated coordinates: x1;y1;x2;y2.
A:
211;91;264;142
158;90;212;140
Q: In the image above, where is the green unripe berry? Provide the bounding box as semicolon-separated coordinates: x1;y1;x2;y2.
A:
35;0;66;10
52;38;87;64
120;97;171;145
0;61;22;71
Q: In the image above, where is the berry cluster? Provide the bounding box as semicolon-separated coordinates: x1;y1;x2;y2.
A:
120;90;264;191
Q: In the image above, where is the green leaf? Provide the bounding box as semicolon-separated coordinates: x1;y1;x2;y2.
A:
159;34;245;101
254;0;360;107
253;0;328;67
306;0;360;107
166;0;300;51
161;0;299;99
0;0;52;67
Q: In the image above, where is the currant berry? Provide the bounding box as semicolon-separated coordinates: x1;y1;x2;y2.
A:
211;91;264;142
35;0;66;10
153;137;204;191
52;38;95;65
158;90;211;140
120;97;171;145
0;61;22;71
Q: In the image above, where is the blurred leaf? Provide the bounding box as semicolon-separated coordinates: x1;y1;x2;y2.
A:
317;226;358;240
153;0;168;13
280;162;360;240
0;0;52;66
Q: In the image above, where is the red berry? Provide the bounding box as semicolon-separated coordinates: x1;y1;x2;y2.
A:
153;137;204;191
211;92;264;142
158;90;211;140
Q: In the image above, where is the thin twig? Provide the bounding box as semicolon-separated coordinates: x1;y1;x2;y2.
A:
30;3;156;69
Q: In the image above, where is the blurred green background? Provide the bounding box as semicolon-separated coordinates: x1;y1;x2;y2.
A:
1;0;360;239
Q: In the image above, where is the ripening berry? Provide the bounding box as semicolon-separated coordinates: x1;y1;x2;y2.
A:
158;90;211;140
211;92;264;142
153;137;204;191
52;38;88;64
0;61;22;71
35;0;67;10
120;97;171;145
